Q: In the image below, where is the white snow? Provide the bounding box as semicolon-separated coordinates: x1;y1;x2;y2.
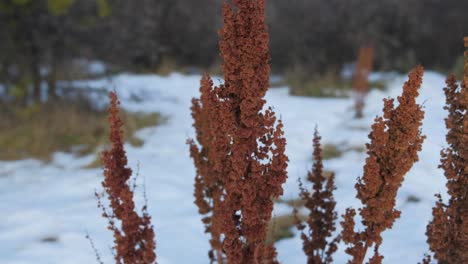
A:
0;71;450;263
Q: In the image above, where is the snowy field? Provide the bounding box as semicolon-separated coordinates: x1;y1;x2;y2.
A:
0;71;450;263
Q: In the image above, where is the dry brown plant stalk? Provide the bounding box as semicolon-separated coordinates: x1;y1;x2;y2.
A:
189;0;288;263
294;129;340;264
425;37;468;264
353;46;375;118
341;65;426;264
96;91;156;264
188;74;225;263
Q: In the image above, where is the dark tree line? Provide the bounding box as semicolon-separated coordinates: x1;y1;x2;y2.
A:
0;0;222;104
0;0;105;104
1;0;468;104
268;0;468;75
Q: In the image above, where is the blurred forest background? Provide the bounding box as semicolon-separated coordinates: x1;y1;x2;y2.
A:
1;0;468;160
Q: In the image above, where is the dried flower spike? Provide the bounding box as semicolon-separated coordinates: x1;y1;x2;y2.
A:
97;91;156;264
294;128;340;264
189;0;288;263
353;46;375;118
188;74;225;263
425;37;468;264
341;65;426;264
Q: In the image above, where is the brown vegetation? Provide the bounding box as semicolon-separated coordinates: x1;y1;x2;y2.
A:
96;91;156;264
0;96;160;161
340;65;426;264
79;2;468;263
353;46;375;118
188;74;225;263
425;37;468;264
294;129;340;264
189;0;288;263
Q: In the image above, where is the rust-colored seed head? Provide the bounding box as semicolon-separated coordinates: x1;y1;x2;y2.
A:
294;129;340;264
341;65;426;264
188;74;225;263
189;0;288;263
426;37;468;263
353;46;375;118
464;36;468;86
97;91;156;264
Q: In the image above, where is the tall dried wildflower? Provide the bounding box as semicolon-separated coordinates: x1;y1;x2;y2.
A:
189;74;225;263
353;46;375;118
294;129;340;264
97;91;156;264
425;37;468;264
341;65;426;264
189;0;288;263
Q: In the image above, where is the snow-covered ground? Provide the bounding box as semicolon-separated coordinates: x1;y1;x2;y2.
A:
0;71;450;263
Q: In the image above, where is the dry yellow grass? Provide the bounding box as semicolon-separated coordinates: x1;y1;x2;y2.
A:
0;99;162;161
